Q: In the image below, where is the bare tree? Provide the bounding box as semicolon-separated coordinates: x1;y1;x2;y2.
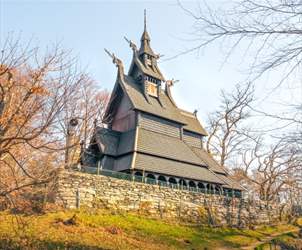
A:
206;82;254;167
177;0;302;83
176;0;302;131
233;137;302;213
59;77;110;166
178;2;302;212
0;36;108;209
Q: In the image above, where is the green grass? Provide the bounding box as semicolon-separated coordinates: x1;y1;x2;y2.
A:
0;209;300;250
255;231;302;250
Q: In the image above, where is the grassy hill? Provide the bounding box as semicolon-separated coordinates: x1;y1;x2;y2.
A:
0;209;300;250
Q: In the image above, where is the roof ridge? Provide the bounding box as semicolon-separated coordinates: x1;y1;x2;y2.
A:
179;109;197;118
183;141;235;187
182;140;209;168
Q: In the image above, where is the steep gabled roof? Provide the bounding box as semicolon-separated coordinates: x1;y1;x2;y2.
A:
190;147;227;174
134;153;225;184
136;128;205;166
138;9;156;57
128;54;165;81
216;173;245;191
123;75;186;124
180;109;208;136
91;126;244;190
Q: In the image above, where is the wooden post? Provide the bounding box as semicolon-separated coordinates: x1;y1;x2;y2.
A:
76;188;80;209
97;160;100;175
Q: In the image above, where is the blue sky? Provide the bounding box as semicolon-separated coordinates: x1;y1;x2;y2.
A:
1;0;299;128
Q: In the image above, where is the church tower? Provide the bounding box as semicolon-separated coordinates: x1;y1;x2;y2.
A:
83;11;244;197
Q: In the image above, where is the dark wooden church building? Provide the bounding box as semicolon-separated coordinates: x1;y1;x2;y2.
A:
83;12;243;196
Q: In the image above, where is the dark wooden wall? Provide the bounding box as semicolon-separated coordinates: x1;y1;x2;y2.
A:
183;130;202;148
112;95;136;132
138;112;181;138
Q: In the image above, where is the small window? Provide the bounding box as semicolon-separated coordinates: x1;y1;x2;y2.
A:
147;83;158;97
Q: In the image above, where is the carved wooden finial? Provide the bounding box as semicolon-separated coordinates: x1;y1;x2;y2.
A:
104;49;122;66
104;48;125;79
166;78;179;87
124;36;138;52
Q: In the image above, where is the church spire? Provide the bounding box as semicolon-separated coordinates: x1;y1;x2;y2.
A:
127;10;165;82
144;9;147;32
139;9;155;56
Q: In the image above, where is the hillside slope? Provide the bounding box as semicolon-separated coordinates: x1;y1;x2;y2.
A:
0;209;300;250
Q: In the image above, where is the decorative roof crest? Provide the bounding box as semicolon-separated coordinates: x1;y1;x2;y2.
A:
104;49;125;83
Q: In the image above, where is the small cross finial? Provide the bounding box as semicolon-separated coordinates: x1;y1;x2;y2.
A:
144;9;147;31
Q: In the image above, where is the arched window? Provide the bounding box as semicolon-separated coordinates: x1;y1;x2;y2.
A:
134;171;142;176
146;173;156;179
168;177;177;184
146;173;156;184
197;182;205;193
188;181;196;188
133;171;143;182
158;175;167;182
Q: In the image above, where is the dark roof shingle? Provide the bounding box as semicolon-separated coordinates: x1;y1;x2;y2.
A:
180;109;208;136
137;128;205;166
215;173;245;191
134;153;224;184
190;147;227;174
123;75;186;124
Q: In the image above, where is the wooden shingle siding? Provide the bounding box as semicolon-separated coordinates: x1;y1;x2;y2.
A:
103;156;115;170
114;154;133;172
139;112;181;138
112;95;136;132
183;130;202;148
117;129;136;155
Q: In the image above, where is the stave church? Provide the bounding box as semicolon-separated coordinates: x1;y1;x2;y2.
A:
82;11;243;196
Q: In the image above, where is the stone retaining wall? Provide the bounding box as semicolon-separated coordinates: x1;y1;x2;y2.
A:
55;170;280;227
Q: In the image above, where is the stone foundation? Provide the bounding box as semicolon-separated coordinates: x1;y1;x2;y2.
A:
55;170;280;227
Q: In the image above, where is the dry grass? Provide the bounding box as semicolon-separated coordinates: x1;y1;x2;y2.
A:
0;209;299;250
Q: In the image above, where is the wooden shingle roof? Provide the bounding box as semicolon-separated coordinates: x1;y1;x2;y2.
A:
216;173;245;191
190;147;227;174
180;109;208;136
134;153;225;184
129;55;165;81
136;128;205;166
92;127;244;189
123;75;186;124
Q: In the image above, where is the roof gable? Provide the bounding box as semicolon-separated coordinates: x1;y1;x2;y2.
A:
180;109;208;136
123;75;186;124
